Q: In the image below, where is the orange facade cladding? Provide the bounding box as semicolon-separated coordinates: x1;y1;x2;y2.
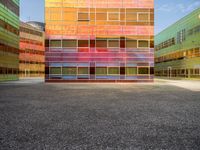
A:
19;22;45;78
45;0;154;82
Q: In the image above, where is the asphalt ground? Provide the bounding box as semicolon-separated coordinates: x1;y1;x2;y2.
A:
0;79;200;149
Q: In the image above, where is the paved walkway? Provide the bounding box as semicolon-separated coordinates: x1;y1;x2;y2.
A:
0;78;200;149
156;78;200;92
1;78;200;92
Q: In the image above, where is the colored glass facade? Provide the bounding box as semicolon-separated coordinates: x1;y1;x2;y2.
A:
19;22;45;77
0;0;19;81
45;0;154;82
155;8;200;78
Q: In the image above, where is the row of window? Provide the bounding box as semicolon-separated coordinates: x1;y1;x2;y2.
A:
155;38;175;51
177;29;186;44
0;42;19;54
20;60;44;64
19;71;44;74
155;47;200;63
0;19;19;35
20;38;44;46
188;25;200;36
0;0;19;16
156;25;200;51
155;68;200;77
20;27;43;37
0;67;18;74
19;49;45;55
46;8;153;13
49;67;151;75
46;11;152;22
47;39;151;48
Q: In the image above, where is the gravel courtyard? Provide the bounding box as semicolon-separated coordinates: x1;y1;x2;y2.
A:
0;79;200;149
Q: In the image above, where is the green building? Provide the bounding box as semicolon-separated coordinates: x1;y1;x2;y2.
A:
0;0;20;81
155;8;200;78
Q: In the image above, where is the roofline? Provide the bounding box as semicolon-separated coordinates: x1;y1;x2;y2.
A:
156;7;200;36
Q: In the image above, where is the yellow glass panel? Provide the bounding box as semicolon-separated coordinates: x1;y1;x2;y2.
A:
108;13;119;20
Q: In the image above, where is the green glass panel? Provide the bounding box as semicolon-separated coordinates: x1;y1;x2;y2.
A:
126;67;137;75
78;67;88;74
50;67;61;74
50;40;61;47
63;67;77;75
96;67;107;75
108;67;119;75
62;40;77;47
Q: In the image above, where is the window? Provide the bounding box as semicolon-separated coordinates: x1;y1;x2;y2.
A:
96;13;107;20
78;40;89;47
108;13;119;21
96;67;107;75
78;67;89;74
62;67;77;75
50;67;61;74
150;40;154;48
138;68;149;74
96;40;107;47
126;13;137;21
138;13;149;21
138;40;149;48
62;40;77;47
50;40;61;47
126;40;137;48
45;40;49;47
108;67;120;75
108;40;119;48
126;67;137;75
78;13;89;21
177;29;186;44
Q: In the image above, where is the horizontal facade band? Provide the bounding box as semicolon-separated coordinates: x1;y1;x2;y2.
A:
0;42;19;54
0;0;19;16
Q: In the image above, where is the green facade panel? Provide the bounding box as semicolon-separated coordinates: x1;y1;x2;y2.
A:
155;8;200;78
0;0;20;81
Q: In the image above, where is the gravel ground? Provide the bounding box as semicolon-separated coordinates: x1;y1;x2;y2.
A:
0;80;200;150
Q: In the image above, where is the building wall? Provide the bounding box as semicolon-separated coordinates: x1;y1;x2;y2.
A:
155;8;200;78
0;0;19;81
19;22;45;78
45;0;154;82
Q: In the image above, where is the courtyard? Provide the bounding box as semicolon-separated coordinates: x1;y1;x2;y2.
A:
0;79;200;149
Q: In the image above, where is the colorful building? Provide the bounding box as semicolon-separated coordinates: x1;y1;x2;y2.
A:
0;0;20;81
45;0;154;82
27;21;45;32
19;22;45;78
155;8;200;78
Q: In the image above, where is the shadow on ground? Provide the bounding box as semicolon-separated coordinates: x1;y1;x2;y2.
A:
0;80;200;149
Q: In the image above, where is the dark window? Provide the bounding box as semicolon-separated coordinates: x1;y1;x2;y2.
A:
138;68;149;74
96;40;107;48
78;40;89;47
